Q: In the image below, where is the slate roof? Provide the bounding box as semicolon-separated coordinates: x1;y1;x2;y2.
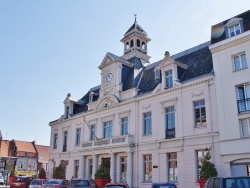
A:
124;21;147;36
211;9;250;44
35;144;49;163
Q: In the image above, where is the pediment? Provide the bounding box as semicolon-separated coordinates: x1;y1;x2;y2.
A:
95;94;119;111
225;17;242;27
98;53;117;69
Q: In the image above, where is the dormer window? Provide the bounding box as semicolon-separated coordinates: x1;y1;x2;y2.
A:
125;42;129;49
130;39;134;47
89;92;94;102
137;39;140;47
225;18;243;38
229;23;241;37
154;66;161;80
142;42;146;50
165;70;173;89
65;106;69;119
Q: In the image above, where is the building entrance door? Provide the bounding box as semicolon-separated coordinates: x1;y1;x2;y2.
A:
102;157;111;173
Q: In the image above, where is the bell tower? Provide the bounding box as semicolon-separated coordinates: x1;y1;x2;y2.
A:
121;15;151;61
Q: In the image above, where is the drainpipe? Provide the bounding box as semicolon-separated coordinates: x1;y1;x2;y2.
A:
135;99;139;188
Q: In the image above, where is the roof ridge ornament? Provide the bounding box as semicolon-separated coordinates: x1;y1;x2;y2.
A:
134;14;137;22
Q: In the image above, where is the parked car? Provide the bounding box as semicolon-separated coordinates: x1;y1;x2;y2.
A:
42;179;70;188
10;176;33;188
29;179;48;188
69;178;97;188
0;175;4;185
151;182;177;188
204;176;250;188
104;183;130;188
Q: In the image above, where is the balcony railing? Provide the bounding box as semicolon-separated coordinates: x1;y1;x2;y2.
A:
237;98;250;113
82;135;134;149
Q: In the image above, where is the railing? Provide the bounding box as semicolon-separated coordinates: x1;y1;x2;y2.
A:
237;98;250;113
82;135;134;148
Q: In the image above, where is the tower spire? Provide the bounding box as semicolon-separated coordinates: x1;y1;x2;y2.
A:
134;14;137;22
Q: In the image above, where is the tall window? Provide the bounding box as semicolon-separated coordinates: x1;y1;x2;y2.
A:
74;160;79;178
143;154;152;182
103;121;112;138
237;84;250;113
121;117;128;135
166;106;175;139
143;112;152;135
89;159;93;178
65;106;69;119
165;70;173;89
233;53;247;71
90;125;96;140
75;128;81;146
229;23;241;37
121;156;127;181
53;133;58;149
168;153;178;182
194;100;206;127
240;118;250;137
63;131;68;152
197;150;208;179
18;161;23;169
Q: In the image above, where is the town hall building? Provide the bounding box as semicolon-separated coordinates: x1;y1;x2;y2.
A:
49;10;250;188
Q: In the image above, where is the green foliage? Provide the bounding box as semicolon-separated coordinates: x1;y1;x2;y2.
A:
94;163;110;179
38;167;46;179
199;150;218;179
53;165;65;179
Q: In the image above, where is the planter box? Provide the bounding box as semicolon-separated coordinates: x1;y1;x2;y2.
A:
94;179;111;188
198;179;207;188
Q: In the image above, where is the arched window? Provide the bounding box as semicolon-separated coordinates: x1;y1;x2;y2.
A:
142;42;146;50
125;42;129;49
130;39;134;47
137;39;140;47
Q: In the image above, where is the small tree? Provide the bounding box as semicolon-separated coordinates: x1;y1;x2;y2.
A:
199;149;218;179
38;167;46;179
53;165;65;179
94;163;110;179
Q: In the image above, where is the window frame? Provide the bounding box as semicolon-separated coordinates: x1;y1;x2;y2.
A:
143;112;152;135
143;154;152;182
239;118;250;137
90;124;96;141
237;84;250;113
166;106;175;139
232;52;247;71
165;70;173;89
168;152;178;182
194;99;206;127
88;159;93;178
228;22;241;37
196;150;208;180
120;156;127;182
74;160;79;178
63;131;68;152
103;121;112;138
121;117;128;135
53;133;58;149
75;128;81;146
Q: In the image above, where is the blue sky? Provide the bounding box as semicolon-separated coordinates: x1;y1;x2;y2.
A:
0;1;249;146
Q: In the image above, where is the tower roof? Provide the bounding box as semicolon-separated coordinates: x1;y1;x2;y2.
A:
124;20;147;37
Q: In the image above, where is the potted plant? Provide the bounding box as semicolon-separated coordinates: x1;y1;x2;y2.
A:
8;170;16;185
94;163;111;188
38;167;46;179
198;149;218;188
53;165;65;179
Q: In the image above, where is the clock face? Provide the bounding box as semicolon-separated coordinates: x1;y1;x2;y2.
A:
106;73;113;83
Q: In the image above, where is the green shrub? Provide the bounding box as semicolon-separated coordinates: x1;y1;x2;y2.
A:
94;163;110;179
199;150;218;179
53;165;65;179
38;167;46;179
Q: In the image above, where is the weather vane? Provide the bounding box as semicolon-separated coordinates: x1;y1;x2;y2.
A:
134;14;137;22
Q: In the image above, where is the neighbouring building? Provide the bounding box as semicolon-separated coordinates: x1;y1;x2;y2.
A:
49;16;225;188
0;134;49;179
210;10;250;176
35;145;49;176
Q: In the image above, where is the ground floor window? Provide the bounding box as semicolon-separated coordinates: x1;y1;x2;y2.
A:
120;156;127;181
168;152;178;182
143;154;152;182
248;164;250;176
89;159;93;178
74;160;79;178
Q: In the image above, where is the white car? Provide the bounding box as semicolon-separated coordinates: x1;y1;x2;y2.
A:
0;175;4;185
